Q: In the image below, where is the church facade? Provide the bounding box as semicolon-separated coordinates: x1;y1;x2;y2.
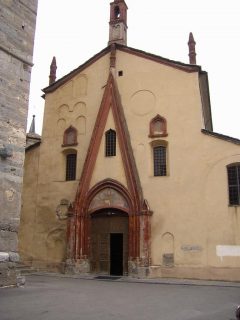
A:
19;0;240;280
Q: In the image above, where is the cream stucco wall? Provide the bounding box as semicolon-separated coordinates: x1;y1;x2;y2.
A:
20;54;111;268
20;49;240;279
90;108;128;189
113;51;240;275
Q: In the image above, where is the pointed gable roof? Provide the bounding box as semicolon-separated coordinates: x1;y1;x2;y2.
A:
74;71;143;214
42;44;202;95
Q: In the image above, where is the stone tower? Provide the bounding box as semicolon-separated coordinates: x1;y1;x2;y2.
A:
0;0;38;286
108;0;128;46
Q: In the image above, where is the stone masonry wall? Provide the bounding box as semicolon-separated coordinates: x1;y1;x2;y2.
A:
0;0;38;286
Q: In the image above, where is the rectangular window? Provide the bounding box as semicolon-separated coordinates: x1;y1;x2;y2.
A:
66;154;77;181
227;165;240;205
153;146;167;176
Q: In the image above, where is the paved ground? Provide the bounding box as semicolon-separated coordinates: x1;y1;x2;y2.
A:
0;274;240;320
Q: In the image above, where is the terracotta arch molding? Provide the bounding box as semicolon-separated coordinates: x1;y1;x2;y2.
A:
67;72;152;262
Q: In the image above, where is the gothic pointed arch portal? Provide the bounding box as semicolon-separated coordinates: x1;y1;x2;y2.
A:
66;73;152;276
87;180;131;275
67;179;152;276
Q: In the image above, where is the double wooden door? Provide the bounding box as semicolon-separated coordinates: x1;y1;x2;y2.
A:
90;211;128;275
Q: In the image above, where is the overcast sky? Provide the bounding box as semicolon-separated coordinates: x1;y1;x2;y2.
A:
28;0;240;138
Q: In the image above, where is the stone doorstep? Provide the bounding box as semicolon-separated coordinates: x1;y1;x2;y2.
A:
0;252;20;263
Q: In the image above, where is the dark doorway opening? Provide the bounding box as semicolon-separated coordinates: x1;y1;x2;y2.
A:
110;233;123;276
90;210;128;275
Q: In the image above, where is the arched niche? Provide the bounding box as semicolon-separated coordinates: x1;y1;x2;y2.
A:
57;118;67;130
58;104;69;118
149;114;168;138
162;232;174;267
75;116;86;135
73;102;86;116
62;125;78;147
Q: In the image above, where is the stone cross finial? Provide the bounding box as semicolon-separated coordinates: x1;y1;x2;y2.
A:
188;32;197;64
49;56;57;85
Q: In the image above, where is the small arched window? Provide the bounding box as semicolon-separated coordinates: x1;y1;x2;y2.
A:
66;153;77;181
114;6;120;19
149;115;168;138
105;129;116;157
227;164;240;205
63;126;78;147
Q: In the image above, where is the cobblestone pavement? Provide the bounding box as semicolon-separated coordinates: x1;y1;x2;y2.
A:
0;274;240;320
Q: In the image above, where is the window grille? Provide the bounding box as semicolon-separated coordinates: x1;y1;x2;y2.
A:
227;165;240;205
153;146;167;176
105;129;116;157
66;154;77;181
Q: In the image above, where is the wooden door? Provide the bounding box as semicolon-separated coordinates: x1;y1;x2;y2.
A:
90;211;128;275
90;215;110;274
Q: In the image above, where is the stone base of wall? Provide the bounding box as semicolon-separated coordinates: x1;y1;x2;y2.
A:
19;258;240;282
149;265;240;282
64;259;149;278
128;260;149;278
0;262;17;287
65;259;90;274
29;259;90;275
30;260;66;274
0;252;25;287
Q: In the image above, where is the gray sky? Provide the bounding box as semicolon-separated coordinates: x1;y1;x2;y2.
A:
29;0;240;138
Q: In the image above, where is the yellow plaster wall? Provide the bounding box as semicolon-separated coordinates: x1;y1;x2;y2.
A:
20;49;240;278
90;108;128;189
20;53;111;266
114;50;240;271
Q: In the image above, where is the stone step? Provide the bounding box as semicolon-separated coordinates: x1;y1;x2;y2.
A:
15;262;38;275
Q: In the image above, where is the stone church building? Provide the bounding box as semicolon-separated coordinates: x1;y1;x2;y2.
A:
19;0;240;280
